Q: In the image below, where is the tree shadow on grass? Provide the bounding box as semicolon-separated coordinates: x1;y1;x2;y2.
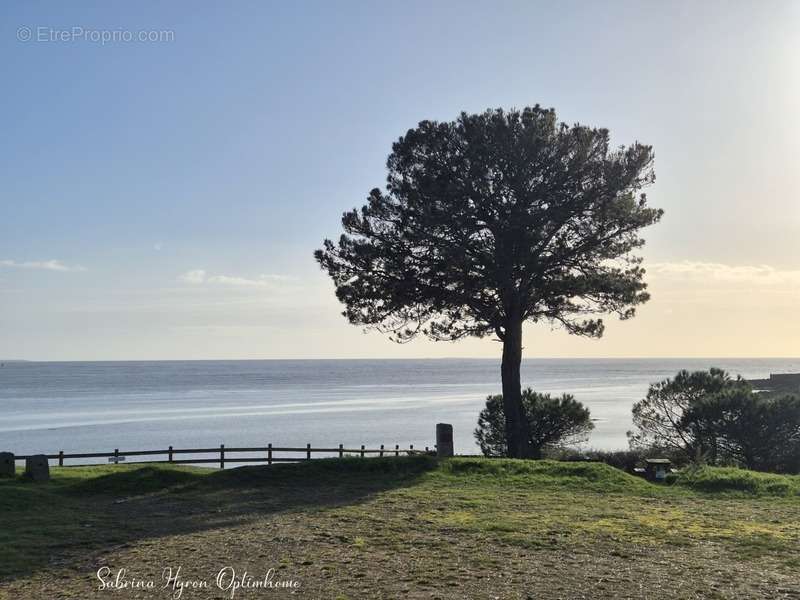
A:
0;455;439;583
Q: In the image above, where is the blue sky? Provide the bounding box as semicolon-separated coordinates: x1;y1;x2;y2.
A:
1;1;798;359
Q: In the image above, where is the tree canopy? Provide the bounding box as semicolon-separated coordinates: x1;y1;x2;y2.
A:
316;106;662;457
628;368;747;461
315;106;661;344
629;368;800;473
686;390;800;473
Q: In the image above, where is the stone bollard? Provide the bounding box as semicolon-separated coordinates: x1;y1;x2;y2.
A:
24;455;50;482
436;423;454;458
0;452;14;477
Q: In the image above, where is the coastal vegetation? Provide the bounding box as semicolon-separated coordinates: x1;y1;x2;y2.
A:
475;389;594;458
629;368;800;473
2;457;799;598
316;106;663;459
469;367;800;477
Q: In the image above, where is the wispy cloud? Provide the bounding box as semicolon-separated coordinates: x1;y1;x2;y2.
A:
0;259;86;272
177;269;294;287
648;261;800;287
178;269;208;284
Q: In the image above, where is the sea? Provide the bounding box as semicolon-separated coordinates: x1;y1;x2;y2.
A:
2;358;799;461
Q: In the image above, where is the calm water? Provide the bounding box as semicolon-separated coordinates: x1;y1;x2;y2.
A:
2;359;799;459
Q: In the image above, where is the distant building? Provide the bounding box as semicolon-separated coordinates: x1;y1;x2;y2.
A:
747;373;800;393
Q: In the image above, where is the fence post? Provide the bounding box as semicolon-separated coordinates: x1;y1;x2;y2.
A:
379;444;384;457
360;444;365;458
268;443;272;466
58;450;64;467
114;448;119;463
168;446;173;463
307;443;311;461
0;453;14;476
410;444;414;455
220;444;225;469
338;443;343;458
395;444;399;457
436;423;454;457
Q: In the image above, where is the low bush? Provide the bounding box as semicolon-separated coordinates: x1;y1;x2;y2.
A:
475;389;593;458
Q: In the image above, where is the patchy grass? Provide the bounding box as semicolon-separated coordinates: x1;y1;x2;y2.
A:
669;465;800;496
438;457;658;493
0;464;211;578
1;457;799;598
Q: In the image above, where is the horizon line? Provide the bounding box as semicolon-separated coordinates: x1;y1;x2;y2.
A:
5;356;800;363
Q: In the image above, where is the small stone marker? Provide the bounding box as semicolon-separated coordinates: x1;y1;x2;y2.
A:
436;423;454;458
644;458;671;482
24;455;50;482
0;452;14;477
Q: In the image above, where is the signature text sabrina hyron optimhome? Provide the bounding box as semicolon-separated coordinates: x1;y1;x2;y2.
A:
96;565;301;599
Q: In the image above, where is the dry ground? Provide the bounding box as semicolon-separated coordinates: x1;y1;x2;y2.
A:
1;458;799;600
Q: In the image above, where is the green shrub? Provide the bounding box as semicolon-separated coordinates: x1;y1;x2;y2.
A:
475;389;593;458
629;368;800;474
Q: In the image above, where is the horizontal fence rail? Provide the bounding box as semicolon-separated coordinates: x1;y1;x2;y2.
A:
13;443;432;469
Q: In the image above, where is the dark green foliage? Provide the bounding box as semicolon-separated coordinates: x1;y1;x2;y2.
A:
315;106;660;343
630;368;800;473
628;368;749;461
475;389;594;458
316;106;661;457
687;391;800;473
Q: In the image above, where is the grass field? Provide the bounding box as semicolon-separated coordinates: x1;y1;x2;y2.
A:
1;457;799;599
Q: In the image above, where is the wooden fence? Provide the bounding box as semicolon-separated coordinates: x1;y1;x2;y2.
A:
14;443;431;469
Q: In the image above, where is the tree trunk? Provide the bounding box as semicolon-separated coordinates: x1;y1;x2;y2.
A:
501;318;531;458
